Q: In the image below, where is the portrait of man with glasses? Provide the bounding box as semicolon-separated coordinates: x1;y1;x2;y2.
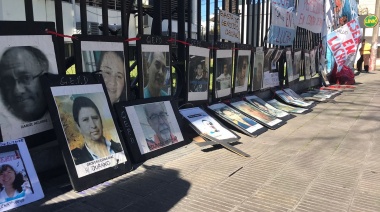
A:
143;102;178;151
0;46;48;123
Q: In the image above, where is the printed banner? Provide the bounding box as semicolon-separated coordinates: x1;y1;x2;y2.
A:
272;0;294;8
326;19;361;71
268;5;296;46
296;0;324;33
219;10;240;43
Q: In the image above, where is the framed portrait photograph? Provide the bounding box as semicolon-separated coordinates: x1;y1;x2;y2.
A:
0;138;44;211
275;90;313;108
271;49;283;71
137;35;171;99
179;107;239;142
233;44;252;95
0;21;59;146
267;99;309;114
285;48;294;83
230;101;284;129
213;42;234;101
115;98;187;163
245;95;291;119
186;40;211;103
207;103;266;136
304;51;311;80
293;50;302;80
310;48;317;76
252;47;264;91
73;35;129;104
263;48;275;72
41;73;131;191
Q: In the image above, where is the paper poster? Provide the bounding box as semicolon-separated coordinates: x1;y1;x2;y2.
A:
0;138;44;211
296;0;324;33
219;10;241;43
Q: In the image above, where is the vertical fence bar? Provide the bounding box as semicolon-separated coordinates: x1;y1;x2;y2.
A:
188;0;193;39
102;0;109;36
255;0;260;46
168;0;172;37
206;0;210;42
80;0;87;35
250;1;255;47
264;0;269;48
54;0;64;74
24;0;34;22
197;0;202;40
241;0;246;44
214;0;218;43
246;0;251;45
151;1;162;35
260;0;265;46
121;0;128;37
137;0;144;35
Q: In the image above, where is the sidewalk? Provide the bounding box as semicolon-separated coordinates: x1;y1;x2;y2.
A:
18;71;380;212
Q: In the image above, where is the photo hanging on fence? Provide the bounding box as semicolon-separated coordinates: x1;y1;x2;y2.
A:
0;138;44;211
263;48;275;72
286;48;294;82
179;107;238;141
138;36;172;99
0;35;58;143
208;103;265;135
252;48;264;91
245;95;290;119
187;45;210;102
304;51;311;80
271;49;283;71
234;50;251;94
293;50;302;80
230;101;284;129
310;49;317;76
78;40;127;104
214;50;233;99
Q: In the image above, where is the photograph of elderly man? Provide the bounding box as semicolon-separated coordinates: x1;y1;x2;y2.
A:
143;103;178;151
0;46;48;122
143;52;170;98
71;96;122;165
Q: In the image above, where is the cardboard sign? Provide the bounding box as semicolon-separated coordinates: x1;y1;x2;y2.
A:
219;10;240;43
326;19;361;71
296;0;324;33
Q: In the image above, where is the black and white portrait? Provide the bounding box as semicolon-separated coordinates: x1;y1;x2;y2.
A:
215;50;232;98
188;46;210;101
0;35;58;141
234;50;251;94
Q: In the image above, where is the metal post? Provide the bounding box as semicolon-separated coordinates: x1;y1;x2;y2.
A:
241;0;246;44
80;0;87;35
214;0;218;43
24;0;34;22
206;0;210;42
369;1;380;71
102;0;109;36
197;0;201;40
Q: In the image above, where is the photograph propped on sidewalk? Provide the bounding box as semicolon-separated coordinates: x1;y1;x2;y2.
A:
275;90;314;108
41;73;132;191
245;95;292;120
230;101;285;130
115;98;188;163
207;103;266;136
0;138;44;211
267;99;309;114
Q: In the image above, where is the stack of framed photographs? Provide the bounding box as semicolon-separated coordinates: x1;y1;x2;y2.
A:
0;21;59;147
213;42;234;101
186;39;211;103
0;138;44;211
42;73;132;191
275;90;313;108
137;35;172;99
72;35;129;104
207;103;266;136
233;44;252;96
115;98;187;163
230;101;285;130
245;95;291;120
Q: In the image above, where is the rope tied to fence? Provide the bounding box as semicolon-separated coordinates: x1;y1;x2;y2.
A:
167;38;191;46
124;37;141;42
45;29;78;39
